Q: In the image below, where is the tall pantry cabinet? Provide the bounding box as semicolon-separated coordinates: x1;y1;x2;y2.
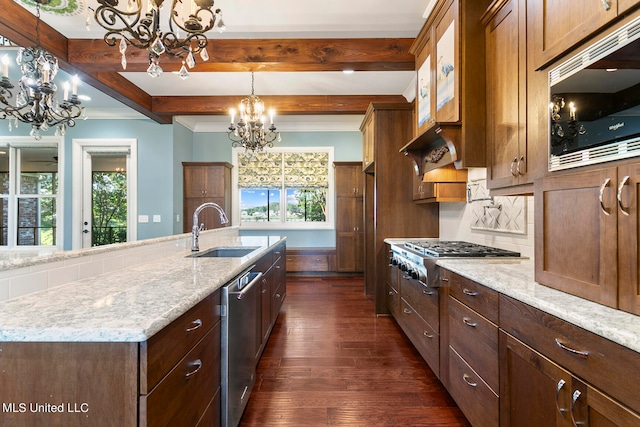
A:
183;162;232;233
334;162;364;273
360;103;440;314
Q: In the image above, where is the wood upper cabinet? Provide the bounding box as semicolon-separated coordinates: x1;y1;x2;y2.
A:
529;0;638;69
335;162;364;197
403;0;489;175
361;115;375;172
183;162;232;233
535;164;640;315
335;162;364;272
484;0;531;191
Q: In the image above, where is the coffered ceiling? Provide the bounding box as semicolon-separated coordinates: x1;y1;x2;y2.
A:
0;0;430;131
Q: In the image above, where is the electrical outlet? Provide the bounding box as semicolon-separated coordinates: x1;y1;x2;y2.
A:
138;215;149;223
153;215;161;223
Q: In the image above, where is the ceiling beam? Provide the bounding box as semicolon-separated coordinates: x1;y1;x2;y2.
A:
153;95;410;115
68;38;416;73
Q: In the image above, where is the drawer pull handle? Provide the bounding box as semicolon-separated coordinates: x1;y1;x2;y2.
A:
439;277;449;282
423;331;434;339
403;308;412;315
185;359;202;378
555;379;568;415
185;319;203;332
462;317;478;327
388;291;394;296
275;293;281;299
462;288;479;297
599;178;611;216
422;288;435;295
570;389;583;427
555;338;589;359
462;373;477;387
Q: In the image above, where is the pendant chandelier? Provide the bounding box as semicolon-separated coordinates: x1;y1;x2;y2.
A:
0;1;84;140
228;72;281;154
92;0;225;79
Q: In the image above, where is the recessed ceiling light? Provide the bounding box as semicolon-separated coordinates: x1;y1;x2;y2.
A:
343;69;354;75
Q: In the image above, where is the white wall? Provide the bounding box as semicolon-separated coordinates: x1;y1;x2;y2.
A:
438;168;535;259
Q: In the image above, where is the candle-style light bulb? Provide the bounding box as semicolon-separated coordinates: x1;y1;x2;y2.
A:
63;81;70;101
269;109;275;125
230;108;235;124
1;55;9;78
72;75;79;95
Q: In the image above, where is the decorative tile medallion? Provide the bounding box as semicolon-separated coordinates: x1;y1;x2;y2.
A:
468;179;527;235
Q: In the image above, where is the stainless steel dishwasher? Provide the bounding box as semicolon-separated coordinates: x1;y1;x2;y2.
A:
221;268;262;427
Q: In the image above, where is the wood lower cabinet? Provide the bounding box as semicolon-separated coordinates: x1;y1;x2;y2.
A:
183;162;232;233
500;294;640;422
255;242;286;361
0;290;222;427
397;273;441;377
535;164;640;315
500;330;640;427
445;270;499;427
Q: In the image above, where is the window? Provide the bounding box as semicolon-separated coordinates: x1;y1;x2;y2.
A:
0;139;61;249
234;148;334;229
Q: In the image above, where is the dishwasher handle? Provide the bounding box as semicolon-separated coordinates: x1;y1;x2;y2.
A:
228;272;263;300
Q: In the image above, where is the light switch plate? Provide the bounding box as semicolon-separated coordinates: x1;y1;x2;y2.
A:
138;215;149;223
153;215;161;223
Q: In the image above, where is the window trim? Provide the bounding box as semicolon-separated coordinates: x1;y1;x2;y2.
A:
0;136;64;251
232;147;335;230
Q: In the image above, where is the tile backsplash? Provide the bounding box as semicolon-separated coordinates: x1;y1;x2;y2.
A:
438;168;534;259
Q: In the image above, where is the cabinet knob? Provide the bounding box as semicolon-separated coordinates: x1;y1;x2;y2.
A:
601;0;611;11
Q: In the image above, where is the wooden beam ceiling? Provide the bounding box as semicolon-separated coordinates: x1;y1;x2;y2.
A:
0;1;415;123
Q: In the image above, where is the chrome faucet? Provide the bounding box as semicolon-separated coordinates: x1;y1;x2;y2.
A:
191;202;229;251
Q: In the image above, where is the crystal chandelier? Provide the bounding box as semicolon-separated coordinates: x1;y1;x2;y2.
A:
228;73;281;154
0;1;84;140
92;0;226;79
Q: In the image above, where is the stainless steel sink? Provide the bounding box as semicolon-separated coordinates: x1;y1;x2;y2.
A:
188;246;260;258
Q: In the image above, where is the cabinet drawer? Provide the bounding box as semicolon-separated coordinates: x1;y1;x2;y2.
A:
386;282;400;318
286;254;329;271
141;291;221;393
500;294;640;414
399;298;440;378
448;296;498;393
400;275;439;330
446;271;499;324
448;347;498;427
141;322;221;427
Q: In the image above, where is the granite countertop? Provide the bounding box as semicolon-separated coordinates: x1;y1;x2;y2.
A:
437;258;640;354
0;234;285;343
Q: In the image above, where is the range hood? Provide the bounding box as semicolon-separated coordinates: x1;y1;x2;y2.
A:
399;123;462;176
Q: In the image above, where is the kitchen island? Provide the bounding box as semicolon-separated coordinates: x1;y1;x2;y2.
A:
0;228;286;426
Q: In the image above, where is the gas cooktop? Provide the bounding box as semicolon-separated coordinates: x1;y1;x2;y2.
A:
403;240;521;258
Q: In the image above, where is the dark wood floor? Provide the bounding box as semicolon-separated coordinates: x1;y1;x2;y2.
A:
239;276;470;427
